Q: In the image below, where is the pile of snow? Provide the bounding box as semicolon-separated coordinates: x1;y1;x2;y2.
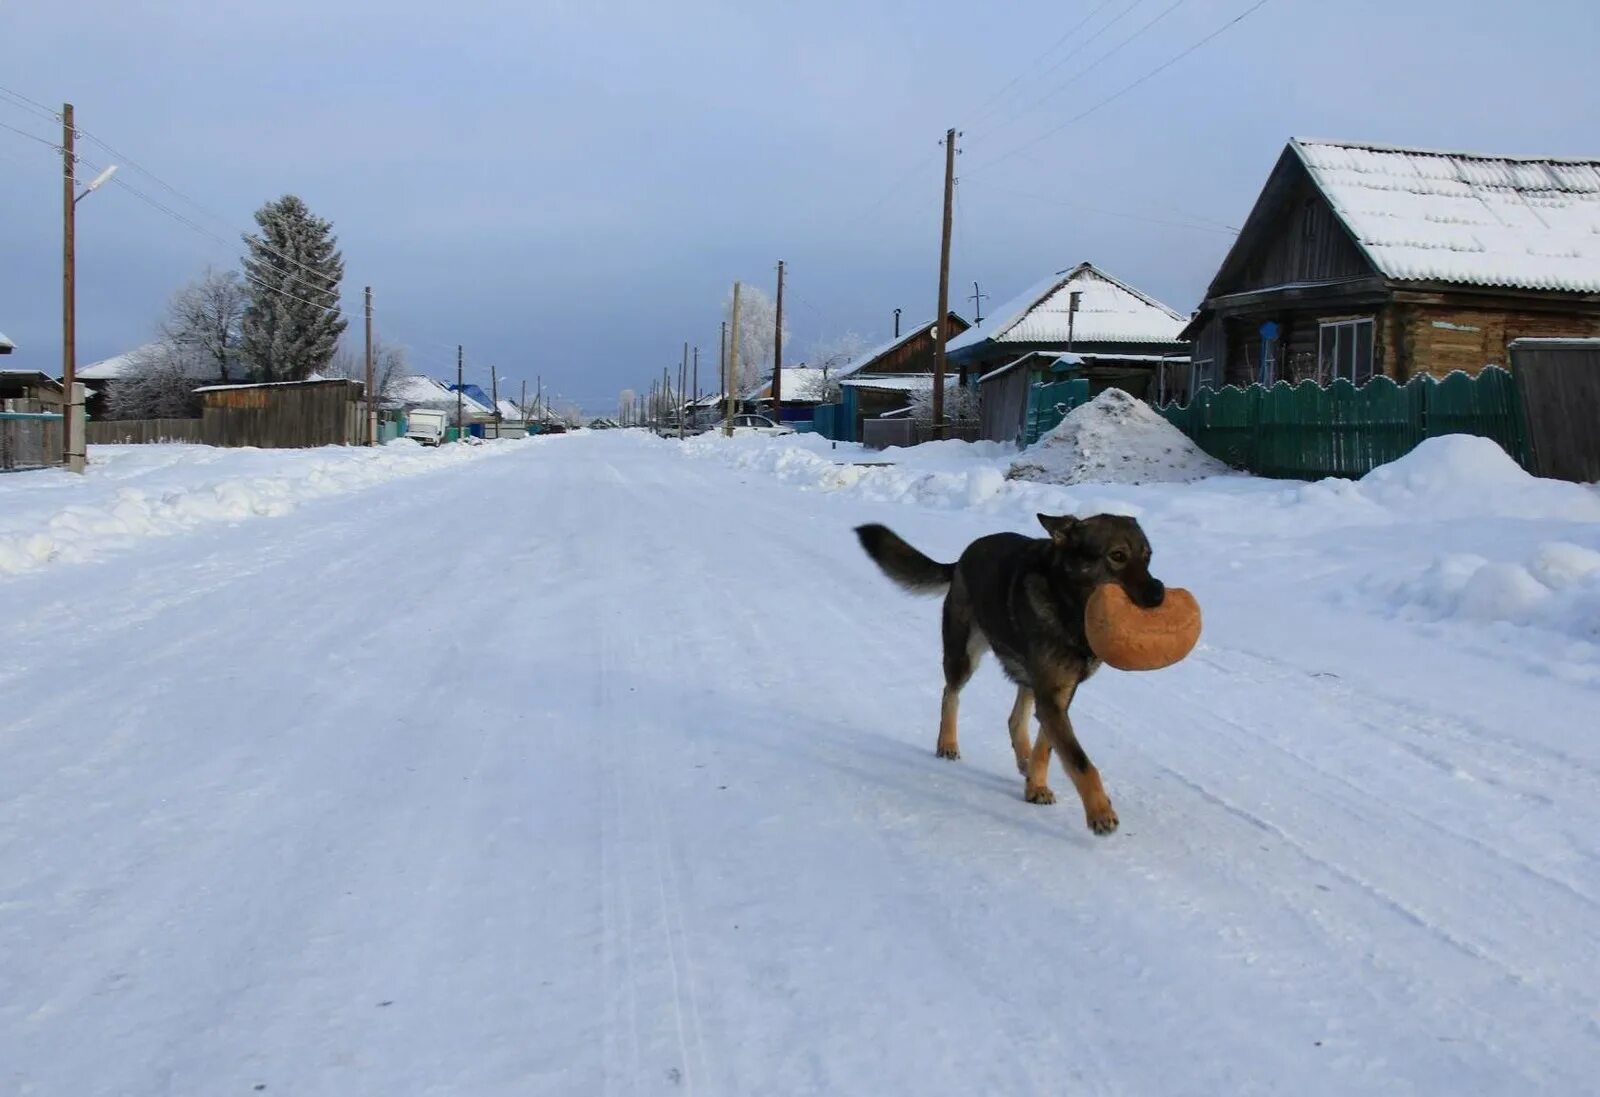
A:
1365;541;1600;648
1349;434;1600;522
0;439;516;577
1005;389;1229;486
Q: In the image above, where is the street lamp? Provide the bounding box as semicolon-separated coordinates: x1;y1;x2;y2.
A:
61;100;118;473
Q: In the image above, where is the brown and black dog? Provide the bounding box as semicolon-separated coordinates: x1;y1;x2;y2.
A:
855;514;1166;836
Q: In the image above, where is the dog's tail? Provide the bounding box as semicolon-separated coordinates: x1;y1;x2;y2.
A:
854;524;955;595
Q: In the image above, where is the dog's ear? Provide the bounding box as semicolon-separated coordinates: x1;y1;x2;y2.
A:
1037;513;1080;545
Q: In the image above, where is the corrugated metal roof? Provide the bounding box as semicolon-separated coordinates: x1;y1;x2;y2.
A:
1292;138;1600;293
946;263;1187;353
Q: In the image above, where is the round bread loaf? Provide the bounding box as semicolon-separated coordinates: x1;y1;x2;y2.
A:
1084;584;1202;671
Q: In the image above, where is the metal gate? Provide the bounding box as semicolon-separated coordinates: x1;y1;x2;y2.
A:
1509;338;1600;483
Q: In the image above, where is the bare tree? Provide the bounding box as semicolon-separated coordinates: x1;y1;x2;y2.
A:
160;267;247;382
618;388;638;424
107;343;210;420
724;285;790;395
327;336;414;406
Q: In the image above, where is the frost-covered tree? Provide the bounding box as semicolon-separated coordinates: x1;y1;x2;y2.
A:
240;195;346;382
908;380;980;426
327;336;414;405
723;286;790;395
107;342;210;420
617;388;638;424
160;267;246;382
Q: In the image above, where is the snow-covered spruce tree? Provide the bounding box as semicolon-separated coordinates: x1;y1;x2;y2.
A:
240;195;347;382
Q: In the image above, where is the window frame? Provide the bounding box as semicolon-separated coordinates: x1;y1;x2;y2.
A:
1318;317;1376;385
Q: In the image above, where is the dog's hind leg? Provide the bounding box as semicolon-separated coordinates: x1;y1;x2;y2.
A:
937;585;983;761
1035;670;1117;835
1007;686;1035;776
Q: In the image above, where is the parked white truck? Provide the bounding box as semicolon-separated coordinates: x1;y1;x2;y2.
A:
405;409;449;446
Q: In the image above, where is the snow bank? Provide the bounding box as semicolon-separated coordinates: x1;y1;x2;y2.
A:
0;439;517;577
1350;435;1600;522
1366;541;1600;649
1005;389;1230;486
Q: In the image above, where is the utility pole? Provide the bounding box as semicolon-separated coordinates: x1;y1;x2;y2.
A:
719;321;727;411
456;345;464;442
490;363;501;439
679;342;688;440
520;379;527;422
894;308;901;338
772;259;785;425
931;127;958;434
61;103;77;470
536;374;543;426
364;286;375;445
725;282;742;437
691;346;699;424
969;280;987;327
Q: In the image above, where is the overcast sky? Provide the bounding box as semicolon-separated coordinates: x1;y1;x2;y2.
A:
2;0;1595;413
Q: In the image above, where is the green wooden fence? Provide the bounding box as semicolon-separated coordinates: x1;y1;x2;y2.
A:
1154;368;1530;479
1024;377;1090;444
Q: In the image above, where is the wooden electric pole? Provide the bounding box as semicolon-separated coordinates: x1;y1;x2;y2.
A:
364;285;375;445
691;346;699;419
456;345;464;441
679;342;689;440
520;379;527;422
725;283;742;437
61;102;77;470
772;259;784;424
490;363;501;438
932;127;957;434
719;321;727;410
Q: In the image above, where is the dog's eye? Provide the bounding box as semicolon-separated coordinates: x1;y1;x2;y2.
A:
1109;549;1129;565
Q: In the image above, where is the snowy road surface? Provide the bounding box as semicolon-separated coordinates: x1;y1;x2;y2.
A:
4;433;1598;1095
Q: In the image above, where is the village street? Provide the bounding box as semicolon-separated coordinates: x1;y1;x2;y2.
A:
3;431;1598;1095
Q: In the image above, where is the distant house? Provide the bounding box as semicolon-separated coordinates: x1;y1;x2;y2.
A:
0;329;14;356
743;364;836;420
1;368;67;470
948;262;1190;405
1182;138;1600;392
390;375;496;422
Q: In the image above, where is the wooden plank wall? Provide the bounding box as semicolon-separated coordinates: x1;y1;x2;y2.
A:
85;418;207;444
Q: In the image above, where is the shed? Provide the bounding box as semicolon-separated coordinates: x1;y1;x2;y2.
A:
1183;139;1600;392
193;378;365;448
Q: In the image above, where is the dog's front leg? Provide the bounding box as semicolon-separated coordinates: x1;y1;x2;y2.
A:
1036;680;1117;835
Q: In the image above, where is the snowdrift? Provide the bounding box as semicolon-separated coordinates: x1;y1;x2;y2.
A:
1005;389;1229;486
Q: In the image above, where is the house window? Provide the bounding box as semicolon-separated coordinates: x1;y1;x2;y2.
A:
1190;358;1217;395
1318;318;1375;385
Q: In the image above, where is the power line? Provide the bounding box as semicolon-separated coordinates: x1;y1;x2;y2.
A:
978;0;1192;146
963;0;1123;130
980;182;1239;234
969;0;1274;174
0;82;60;121
0;118;59;151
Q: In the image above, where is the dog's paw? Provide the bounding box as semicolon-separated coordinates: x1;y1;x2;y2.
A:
935;744;961;760
1085;807;1119;836
1024;784;1056;805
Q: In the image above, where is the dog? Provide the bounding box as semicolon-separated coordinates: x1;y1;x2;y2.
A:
855;513;1166;836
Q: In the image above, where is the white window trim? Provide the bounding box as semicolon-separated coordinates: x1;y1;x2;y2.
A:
1318;317;1376;385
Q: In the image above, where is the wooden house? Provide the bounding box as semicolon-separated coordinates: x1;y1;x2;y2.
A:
948;262;1190;406
832;312;970;437
1182;139;1600;392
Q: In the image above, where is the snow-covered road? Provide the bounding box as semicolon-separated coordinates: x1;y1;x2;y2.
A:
3;432;1597;1095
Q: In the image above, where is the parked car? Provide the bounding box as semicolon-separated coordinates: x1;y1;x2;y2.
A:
703;413;795;437
405;408;448;446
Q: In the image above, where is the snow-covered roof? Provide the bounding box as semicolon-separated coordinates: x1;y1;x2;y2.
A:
0;329;14;353
977;351;1083;385
947;263;1186;353
193;378;362;394
1291;138;1600;293
497;399;522;420
835;314;966;379
838;374;958;392
77;343;166;380
746;364;833;402
390;375;494;415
